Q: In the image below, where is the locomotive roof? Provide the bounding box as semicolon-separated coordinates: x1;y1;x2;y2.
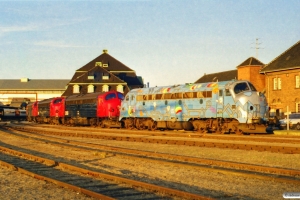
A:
65;91;116;101
38;98;55;105
129;80;239;94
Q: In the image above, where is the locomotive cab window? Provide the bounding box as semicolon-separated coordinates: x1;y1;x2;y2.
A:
118;93;124;100
53;99;62;104
234;82;250;94
105;93;116;100
248;82;257;91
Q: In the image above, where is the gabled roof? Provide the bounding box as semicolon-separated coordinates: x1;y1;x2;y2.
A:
261;40;300;73
77;50;135;72
0;79;69;90
195;70;237;83
237;57;264;68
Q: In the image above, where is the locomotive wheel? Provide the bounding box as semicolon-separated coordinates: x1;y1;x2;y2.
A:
100;122;105;128
150;121;157;131
125;119;134;129
296;123;300;130
136;119;145;130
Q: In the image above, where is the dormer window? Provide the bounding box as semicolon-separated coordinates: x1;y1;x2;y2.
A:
103;73;109;80
88;75;94;80
73;85;80;93
95;62;102;67
103;64;108;67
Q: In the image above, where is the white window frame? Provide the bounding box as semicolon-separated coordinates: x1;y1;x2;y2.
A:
73;85;80;93
117;85;124;93
273;77;281;90
103;75;109;80
102;85;109;92
296;75;300;88
273;78;277;90
87;84;94;93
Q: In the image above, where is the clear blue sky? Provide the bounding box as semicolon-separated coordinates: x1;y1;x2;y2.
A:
0;0;299;87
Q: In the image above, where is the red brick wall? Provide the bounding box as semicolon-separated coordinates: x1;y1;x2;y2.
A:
265;69;300;115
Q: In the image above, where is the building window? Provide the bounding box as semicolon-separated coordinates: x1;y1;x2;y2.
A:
95;62;102;67
102;85;109;92
296;75;300;88
73;85;80;93
117;85;124;93
103;73;109;80
273;77;281;90
87;85;94;93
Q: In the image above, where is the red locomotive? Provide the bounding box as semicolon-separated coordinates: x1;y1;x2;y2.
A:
26;91;124;127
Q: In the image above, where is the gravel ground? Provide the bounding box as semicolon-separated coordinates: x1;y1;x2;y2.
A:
0;128;300;200
0;166;95;200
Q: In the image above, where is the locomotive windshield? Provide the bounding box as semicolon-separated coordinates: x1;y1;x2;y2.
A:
118;93;124;100
105;93;117;100
105;92;125;100
248;82;257;91
234;82;251;94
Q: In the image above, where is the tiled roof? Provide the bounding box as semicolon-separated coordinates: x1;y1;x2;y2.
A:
77;51;134;72
195;70;237;83
261;40;300;72
0;79;69;90
237;57;264;67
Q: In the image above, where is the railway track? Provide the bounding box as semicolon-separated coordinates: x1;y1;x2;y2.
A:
1;124;300;184
6;123;300;154
0;145;212;200
1;122;300;199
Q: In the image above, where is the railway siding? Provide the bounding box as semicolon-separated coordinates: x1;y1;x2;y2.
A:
8;125;300;154
1;123;300;199
0;146;213;200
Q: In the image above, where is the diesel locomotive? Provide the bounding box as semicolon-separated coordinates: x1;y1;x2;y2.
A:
27;80;272;134
120;80;271;133
27;91;124;128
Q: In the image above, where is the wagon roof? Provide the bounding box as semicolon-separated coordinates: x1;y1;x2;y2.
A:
65;92;104;101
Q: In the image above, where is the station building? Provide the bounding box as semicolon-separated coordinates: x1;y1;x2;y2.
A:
61;49;144;97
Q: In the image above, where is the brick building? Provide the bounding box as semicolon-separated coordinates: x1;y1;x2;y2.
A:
260;40;300;116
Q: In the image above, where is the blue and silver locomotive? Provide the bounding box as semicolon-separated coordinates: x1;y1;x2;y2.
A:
120;80;271;134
